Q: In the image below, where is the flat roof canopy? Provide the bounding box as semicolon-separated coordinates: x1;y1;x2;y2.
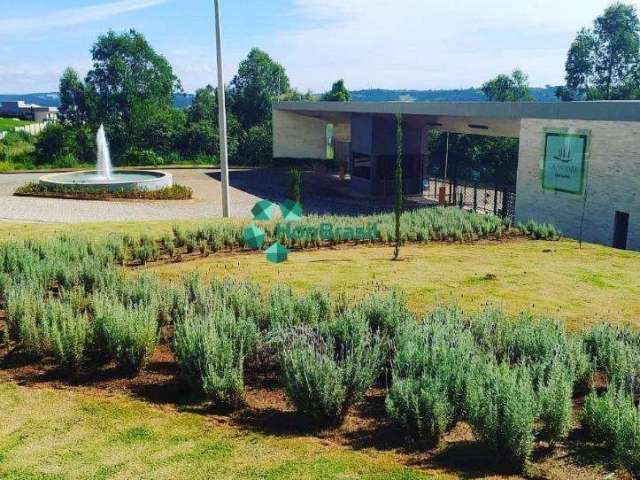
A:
274;100;640;138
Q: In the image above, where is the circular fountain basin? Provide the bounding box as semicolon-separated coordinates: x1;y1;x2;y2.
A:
39;170;173;192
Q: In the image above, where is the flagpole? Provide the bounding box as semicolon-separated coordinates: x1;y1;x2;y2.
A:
214;0;230;217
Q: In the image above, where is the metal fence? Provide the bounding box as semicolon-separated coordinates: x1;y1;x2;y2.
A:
423;176;516;220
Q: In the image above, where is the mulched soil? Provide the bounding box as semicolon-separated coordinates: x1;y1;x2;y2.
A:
0;308;628;480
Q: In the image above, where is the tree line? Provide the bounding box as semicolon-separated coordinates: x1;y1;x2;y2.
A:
29;2;640;173
34;31;347;168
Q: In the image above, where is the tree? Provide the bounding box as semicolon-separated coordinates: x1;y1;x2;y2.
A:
393;114;403;261
560;3;640;100
481;69;533;101
59;68;91;127
84;29;182;156
322;79;351;102
188;85;218;124
229;48;289;130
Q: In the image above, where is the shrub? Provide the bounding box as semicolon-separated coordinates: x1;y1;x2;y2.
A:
123;148;164;166
582;385;640;476
49;301;89;372
518;219;561;240
537;358;573;444
470;310;592;388
386;308;478;446
584;323;640;390
264;285;333;332
582;386;626;449
34;123;73;165
5;286;51;354
386;375;452;448
357;289;413;340
465;362;537;469
99;301;159;373
615;397;640;477
174;307;257;407
278;311;384;426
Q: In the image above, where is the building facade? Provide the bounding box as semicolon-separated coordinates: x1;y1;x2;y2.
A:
0;101;58;122
272;101;640;251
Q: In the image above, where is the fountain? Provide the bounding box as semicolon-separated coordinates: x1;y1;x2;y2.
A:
39;124;173;192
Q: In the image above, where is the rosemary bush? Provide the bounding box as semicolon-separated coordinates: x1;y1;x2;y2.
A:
97;300;159;373
174;307;257;407
583;323;640;390
278;311;384;426
49;300;89;372
465;361;538;468
386;308;477;446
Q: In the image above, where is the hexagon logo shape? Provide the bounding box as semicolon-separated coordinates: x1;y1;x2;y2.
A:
244;223;265;250
265;242;288;263
279;200;303;222
251;200;275;221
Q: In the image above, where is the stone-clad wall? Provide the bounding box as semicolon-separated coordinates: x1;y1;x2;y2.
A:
272;110;327;159
515;118;639;250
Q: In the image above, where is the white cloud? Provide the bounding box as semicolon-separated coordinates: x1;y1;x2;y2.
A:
266;0;640;91
0;0;170;36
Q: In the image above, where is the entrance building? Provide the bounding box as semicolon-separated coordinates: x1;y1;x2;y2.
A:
273;100;640;251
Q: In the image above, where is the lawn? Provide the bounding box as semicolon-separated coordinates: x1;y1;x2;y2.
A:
0;118;32;133
0;381;431;480
1;215;638;479
146;239;640;331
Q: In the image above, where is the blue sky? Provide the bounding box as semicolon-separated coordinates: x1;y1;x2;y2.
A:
0;0;637;93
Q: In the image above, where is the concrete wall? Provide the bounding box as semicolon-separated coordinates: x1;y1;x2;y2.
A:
515;118;640;250
273;110;327;159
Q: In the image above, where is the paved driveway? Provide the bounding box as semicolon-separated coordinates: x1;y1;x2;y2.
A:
0;169;262;224
0;168;394;224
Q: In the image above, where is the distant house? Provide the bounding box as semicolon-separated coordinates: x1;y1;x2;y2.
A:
0;101;58;122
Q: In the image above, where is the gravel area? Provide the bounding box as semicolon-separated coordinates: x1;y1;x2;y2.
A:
0;168;393;224
0;169;261;224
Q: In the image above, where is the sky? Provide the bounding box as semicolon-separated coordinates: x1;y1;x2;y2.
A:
0;0;638;94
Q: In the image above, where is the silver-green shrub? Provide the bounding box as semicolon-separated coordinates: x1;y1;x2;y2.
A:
465;361;538;468
278;311;383;426
97;300;159;373
174;307;257;407
386;307;478;446
536;358;574;444
584;323;640;390
49;300;89;372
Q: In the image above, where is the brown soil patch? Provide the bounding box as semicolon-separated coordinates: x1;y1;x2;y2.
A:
0;332;627;480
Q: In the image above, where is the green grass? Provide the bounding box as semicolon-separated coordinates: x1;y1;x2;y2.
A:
0;380;432;480
0;118;32;132
1;218;638;330
146;239;640;331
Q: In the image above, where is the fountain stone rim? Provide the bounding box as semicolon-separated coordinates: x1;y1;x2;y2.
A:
39;169;174;192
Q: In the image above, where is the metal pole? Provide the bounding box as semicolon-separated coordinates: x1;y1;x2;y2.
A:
444;132;449;179
214;0;230;217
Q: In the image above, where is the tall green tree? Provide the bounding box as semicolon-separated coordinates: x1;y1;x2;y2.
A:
393;114;403;261
85;29;182;156
59;68;91;127
560;3;640;100
229;48;289;130
481;69;533;101
181;85;240;160
322;79;351;102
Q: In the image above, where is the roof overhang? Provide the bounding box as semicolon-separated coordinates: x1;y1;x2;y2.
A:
273;100;640;138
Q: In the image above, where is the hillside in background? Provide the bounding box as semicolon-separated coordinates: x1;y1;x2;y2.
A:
0;86;560;109
350;86;560;102
0;92;195;109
